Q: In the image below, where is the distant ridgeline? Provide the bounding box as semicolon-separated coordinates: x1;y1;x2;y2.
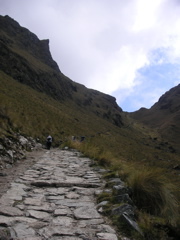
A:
0;14;180;240
0;14;180;153
130;84;180;153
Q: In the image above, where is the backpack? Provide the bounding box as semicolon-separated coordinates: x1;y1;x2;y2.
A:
47;137;52;142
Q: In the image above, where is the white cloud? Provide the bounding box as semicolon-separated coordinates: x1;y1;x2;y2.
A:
87;45;149;93
0;0;180;111
132;0;163;32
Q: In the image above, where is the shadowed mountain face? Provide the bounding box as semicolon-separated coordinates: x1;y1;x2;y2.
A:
0;15;123;128
0;15;60;71
1;15;180;240
130;84;180;152
0;15;179;159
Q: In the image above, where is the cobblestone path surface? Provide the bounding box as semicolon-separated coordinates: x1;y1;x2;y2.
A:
0;149;118;240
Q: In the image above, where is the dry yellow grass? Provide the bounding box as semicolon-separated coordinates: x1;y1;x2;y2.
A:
1;71;180;239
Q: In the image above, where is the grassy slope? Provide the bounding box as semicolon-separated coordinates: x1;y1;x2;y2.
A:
1;70;179;170
130;85;180;153
1;60;180;240
0;15;179;239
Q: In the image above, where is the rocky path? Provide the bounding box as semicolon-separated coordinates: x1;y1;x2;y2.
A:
0;149;118;240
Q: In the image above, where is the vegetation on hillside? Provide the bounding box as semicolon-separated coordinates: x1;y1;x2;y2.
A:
130;84;180;153
68;139;180;239
0;15;179;240
1;70;180;239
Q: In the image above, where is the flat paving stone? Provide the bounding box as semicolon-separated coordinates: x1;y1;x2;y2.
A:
0;149;118;239
72;187;96;195
78;218;104;226
46;195;65;200
52;216;75;226
0;205;23;216
39;226;79;238
65;192;80;199
27;203;53;213
54;206;72;216
55;199;95;207
100;224;116;233
26;210;51;220
11;223;36;239
97;232;118;240
45;187;68;195
74;206;101;219
51;237;82;240
14;216;39;224
0;215;15;225
24;198;43;206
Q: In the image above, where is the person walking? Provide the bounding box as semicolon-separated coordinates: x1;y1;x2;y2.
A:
46;135;52;150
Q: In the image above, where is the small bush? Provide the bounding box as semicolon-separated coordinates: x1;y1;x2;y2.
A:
127;167;179;226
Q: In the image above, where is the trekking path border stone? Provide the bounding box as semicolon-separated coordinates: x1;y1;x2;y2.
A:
0;149;119;240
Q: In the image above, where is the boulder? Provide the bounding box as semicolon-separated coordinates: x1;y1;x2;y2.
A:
114;193;134;205
113;184;131;195
112;203;135;219
120;213;143;236
112;204;143;236
19;136;28;146
7;150;13;159
0;134;42;169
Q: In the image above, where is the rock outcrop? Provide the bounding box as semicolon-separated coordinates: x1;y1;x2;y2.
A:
0;15;60;72
0;134;42;170
0;15;124;129
96;177;143;237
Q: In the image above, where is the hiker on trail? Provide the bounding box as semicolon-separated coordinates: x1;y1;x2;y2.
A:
46;135;52;150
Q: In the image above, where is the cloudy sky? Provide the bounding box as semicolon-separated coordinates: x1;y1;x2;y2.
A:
1;0;180;111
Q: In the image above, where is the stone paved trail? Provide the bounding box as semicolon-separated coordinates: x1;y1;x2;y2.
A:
0;149;118;240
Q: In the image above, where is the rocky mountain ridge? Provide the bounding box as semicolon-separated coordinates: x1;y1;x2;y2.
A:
0;15;123;128
0;15;180;240
130;84;180;152
0;14;179;158
0;15;60;71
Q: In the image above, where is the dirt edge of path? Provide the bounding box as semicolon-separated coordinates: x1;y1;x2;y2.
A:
0;148;47;198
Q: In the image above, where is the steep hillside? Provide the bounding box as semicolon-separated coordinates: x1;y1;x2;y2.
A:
130;84;180;152
0;15;180;239
0;15;179;164
0;15;123;128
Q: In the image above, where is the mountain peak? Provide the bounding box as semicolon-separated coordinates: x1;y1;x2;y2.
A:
0;14;123;128
130;84;180;152
156;84;180;113
0;15;60;72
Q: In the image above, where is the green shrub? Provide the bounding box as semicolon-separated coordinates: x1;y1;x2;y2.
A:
127;167;179;226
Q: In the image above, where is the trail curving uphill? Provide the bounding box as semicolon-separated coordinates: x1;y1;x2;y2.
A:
0;148;118;240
